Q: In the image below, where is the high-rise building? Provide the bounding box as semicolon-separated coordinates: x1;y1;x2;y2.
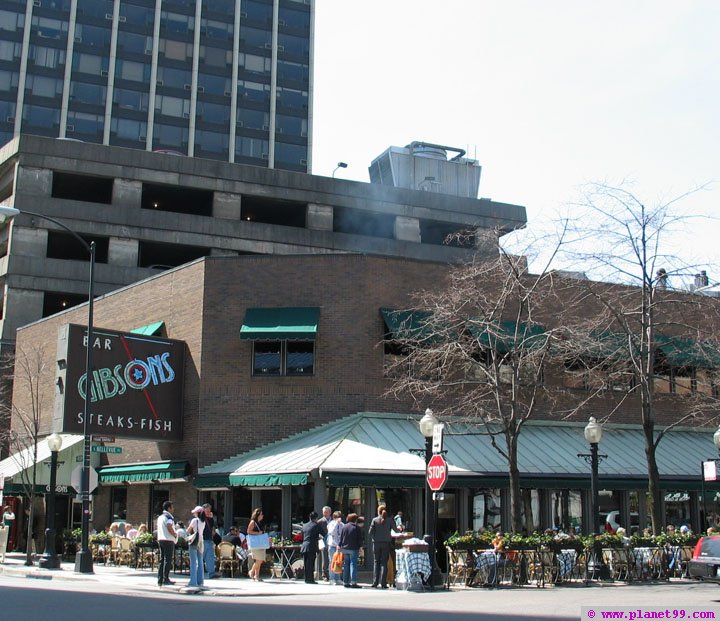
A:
0;0;313;171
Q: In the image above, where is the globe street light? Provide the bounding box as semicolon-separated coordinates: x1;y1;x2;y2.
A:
713;426;720;456
0;206;95;574
582;416;603;534
39;433;62;569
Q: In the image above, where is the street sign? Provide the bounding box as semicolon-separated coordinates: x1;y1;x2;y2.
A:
432;423;444;454
92;445;122;454
426;454;448;492
71;465;98;494
92;435;115;443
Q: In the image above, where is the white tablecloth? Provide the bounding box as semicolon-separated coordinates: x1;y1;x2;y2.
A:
395;548;432;584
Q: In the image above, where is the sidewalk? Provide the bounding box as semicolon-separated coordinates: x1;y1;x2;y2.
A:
0;552;345;597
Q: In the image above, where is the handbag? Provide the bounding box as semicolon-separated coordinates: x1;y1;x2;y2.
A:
331;550;344;574
186;531;198;545
247;533;270;550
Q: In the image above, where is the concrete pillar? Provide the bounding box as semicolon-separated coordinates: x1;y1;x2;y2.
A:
313;474;326;513
1;287;44;341
474;227;500;254
108;237;139;267
457;488;469;533
394;216;420;242
306;203;333;231
9;226;47;258
16;167;52;196
213;192;241;220
112;179;142;208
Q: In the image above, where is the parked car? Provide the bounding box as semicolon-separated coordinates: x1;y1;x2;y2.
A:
688;535;720;582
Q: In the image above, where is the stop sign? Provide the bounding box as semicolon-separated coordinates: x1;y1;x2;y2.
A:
426;454;448;491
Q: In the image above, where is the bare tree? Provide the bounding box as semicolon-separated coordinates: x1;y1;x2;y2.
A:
0;344;50;565
556;181;720;534
384;230;569;533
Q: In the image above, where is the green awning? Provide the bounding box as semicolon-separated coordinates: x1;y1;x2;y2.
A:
381;308;436;342
193;474;232;489
131;321;165;336
228;473;308;487
240;308;319;341
468;320;546;353
98;460;189;483
656;335;720;369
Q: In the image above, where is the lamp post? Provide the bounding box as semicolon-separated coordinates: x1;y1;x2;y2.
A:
581;416;604;534
419;408;444;587
714;427;720;457
332;162;348;178
0;206;95;574
39;433;62;569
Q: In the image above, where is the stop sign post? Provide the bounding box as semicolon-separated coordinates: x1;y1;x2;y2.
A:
427;453;448;492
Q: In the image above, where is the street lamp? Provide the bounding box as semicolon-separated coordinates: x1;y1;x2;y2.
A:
0;206;95;574
332;162;348;178
582;416;603;534
419;408;444;587
39;433;62;569
713;426;720;456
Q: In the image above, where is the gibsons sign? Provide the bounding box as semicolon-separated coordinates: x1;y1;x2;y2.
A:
58;324;185;441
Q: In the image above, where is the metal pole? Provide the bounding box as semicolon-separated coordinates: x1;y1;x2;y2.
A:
74;241;95;574
590;442;599;534
38;448;60;569
424;436;443;587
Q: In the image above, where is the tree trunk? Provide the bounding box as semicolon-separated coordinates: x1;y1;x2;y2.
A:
508;433;523;533
643;423;663;534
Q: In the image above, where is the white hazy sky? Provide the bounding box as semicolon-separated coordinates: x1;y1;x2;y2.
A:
311;0;719;278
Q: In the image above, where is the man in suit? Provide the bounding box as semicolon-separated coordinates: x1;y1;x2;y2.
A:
300;511;323;584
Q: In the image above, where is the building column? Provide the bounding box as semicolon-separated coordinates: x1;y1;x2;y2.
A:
689;491;701;534
112;179;142;208
395;216;420;242
281;486;292;540
108;238;139;267
500;488;511;532
213;192;242;220
456;488;469;533
306;203;333;231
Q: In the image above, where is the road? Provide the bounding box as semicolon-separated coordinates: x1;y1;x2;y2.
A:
1;574;718;621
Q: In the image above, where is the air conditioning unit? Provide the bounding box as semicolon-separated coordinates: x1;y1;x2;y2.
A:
278;19;286;26
6;116;15;123
261;153;268;159
66;125;74;131
197;85;204;93
33;0;41;6
156;80;163;86
118;15;126;22
236;121;243;127
277;45;284;52
182;112;190;118
184;84;192;90
139;135;146;141
262;124;269;130
105;13;113;20
74;36;82;42
300;159;307;165
144;48;152;55
264;43;272;49
224;90;232;97
100;69;108;76
300;131;307;137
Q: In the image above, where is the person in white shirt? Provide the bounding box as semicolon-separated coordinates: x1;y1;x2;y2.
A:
156;501;177;587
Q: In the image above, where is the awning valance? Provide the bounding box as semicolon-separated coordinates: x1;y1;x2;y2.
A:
131;321;165;336
240;307;319;341
656;335;720;369
98;460;189;483
229;473;307;487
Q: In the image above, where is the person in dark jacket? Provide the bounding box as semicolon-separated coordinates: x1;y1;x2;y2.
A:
300;511;323;584
338;512;363;588
369;505;401;588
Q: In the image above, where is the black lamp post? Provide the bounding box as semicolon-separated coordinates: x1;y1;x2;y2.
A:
39;433;62;569
0;206;95;574
582;416;604;534
418;408;444;587
714;427;720;457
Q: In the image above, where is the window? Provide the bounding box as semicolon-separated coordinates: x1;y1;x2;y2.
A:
110;487;128;525
253;341;314;376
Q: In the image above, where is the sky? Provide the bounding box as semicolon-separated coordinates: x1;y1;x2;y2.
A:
311;1;720;281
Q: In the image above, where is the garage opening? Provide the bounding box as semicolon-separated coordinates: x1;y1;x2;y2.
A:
52;172;114;204
141;183;213;217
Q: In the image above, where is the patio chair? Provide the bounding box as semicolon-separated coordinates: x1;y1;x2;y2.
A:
216;542;240;577
445;548;476;587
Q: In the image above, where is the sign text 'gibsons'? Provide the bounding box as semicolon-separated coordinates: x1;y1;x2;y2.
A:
60;324;185;441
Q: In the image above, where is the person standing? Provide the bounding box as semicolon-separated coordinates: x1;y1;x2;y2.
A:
186;506;206;590
317;505;332;581
326;511;344;585
369;505;401;588
156;500;177;587
247;508;266;581
201;503;217;579
339;513;363;588
300;511;322;584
